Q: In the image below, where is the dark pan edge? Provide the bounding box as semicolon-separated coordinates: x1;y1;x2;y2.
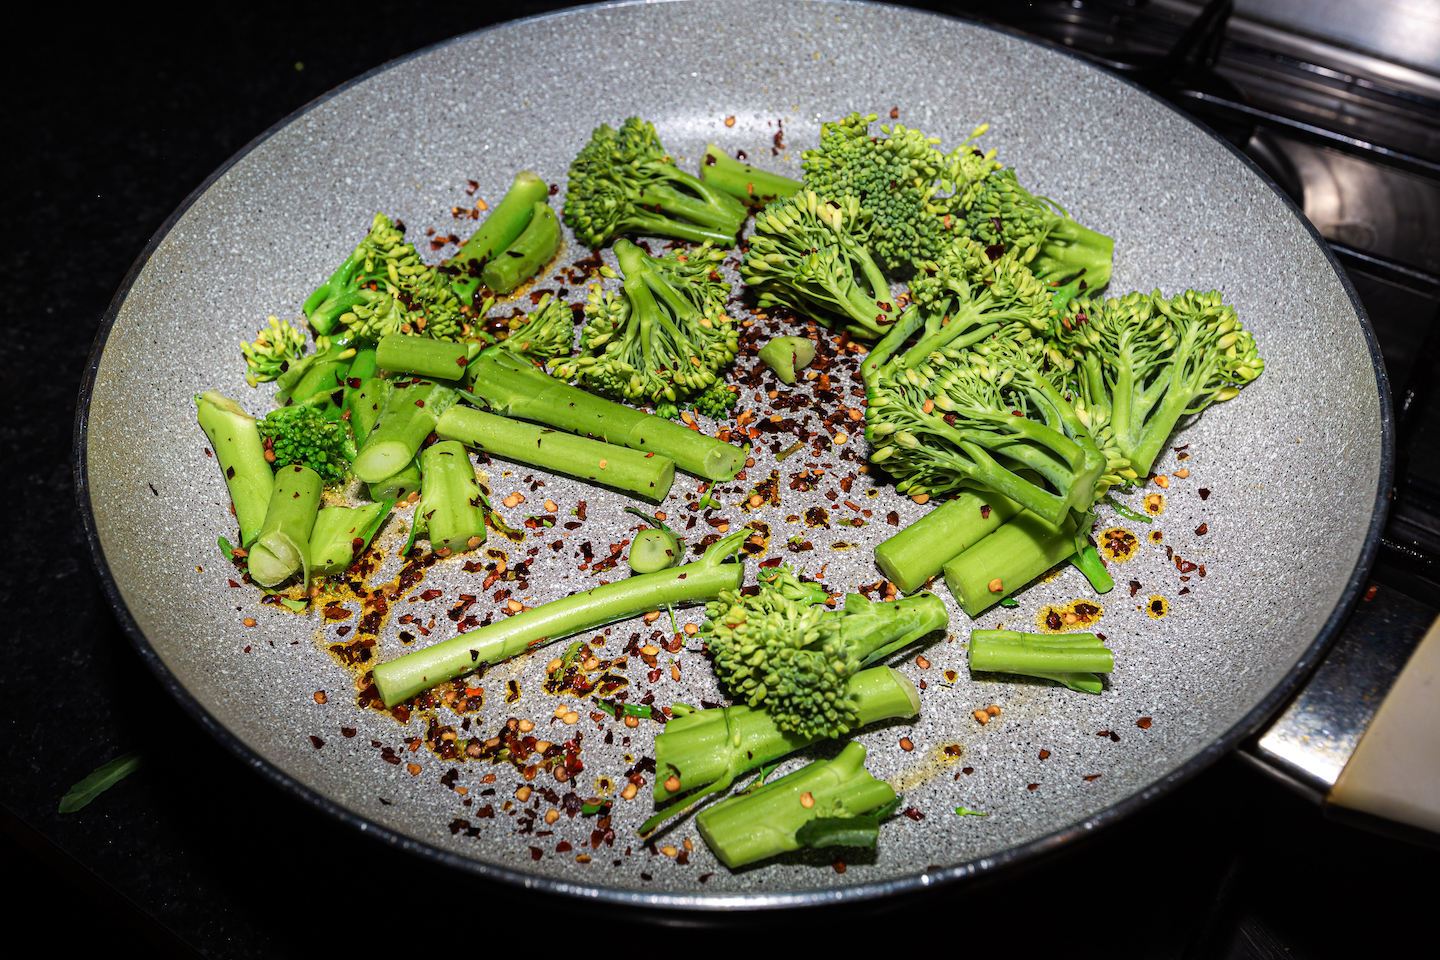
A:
73;0;1395;911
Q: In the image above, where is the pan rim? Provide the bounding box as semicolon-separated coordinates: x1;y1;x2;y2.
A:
73;0;1394;910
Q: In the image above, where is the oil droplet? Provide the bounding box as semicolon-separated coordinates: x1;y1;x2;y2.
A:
829;541;855;551
1099;527;1139;563
804;505;830;528
1036;599;1104;634
1148;529;1164;544
1143;493;1166;516
1146;595;1170;619
505;678;523;703
891;742;967;793
743;520;771;556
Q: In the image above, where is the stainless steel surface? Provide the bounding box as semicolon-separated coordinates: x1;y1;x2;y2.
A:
1235;0;1440;79
1250;583;1436;793
78;0;1387;903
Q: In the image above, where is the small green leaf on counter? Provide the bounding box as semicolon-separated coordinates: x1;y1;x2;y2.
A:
59;753;144;813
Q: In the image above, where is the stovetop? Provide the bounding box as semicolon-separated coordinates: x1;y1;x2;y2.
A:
5;2;1437;957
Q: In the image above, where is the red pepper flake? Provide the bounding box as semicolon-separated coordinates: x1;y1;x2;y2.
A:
309;736;325;749
1027;783;1039;791
1038;749;1050;760
1083;774;1102;782
1198;488;1211;500
980;504;992;519
530;846;543;861
1194;522;1208;535
902;807;925;821
420;589;443;601
1136;717;1153;729
1363;585;1378;601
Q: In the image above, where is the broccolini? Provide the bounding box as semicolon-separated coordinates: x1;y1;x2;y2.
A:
555;239;739;419
563;117;749;248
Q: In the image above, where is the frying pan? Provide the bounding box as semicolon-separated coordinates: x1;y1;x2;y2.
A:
76;0;1389;905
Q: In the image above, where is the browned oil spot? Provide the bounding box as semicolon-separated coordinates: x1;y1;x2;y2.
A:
830;541;856;551
743;520;771;557
1148;529;1164;545
1035;599;1104;634
506;678;522;703
804;505;830;528
1143;493;1166;517
1099;527;1138;563
1146;595;1170;619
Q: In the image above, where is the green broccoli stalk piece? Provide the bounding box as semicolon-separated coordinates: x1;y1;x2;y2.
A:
195;391;274;546
246;464;323;587
563;117;749;248
464;348;747;480
257;404;356;486
740;191;899;339
701;564;948;739
644;666;919;832
942;509;1079;616
757;335;816;385
413;440;486;557
694;741;899;869
865;338;1106;527
960;150;1114;305
700;144;803;207
308;501;393;577
874;488;1024;594
1058;289;1263;477
435;403;676;503
495;293;577;367
241;317;313;387
303;213;467;341
555;239;739;419
446;171;551;304
371;530;750;706
624;507;682;573
800;112;970;273
480;201;561;295
351;381;457;484
969;629;1113;694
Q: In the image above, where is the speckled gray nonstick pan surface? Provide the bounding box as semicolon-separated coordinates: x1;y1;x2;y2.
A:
77;0;1389;906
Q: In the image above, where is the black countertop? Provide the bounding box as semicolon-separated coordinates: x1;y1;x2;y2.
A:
7;3;1436;955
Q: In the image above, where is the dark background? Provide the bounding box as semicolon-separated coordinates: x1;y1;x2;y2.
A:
5;2;1434;955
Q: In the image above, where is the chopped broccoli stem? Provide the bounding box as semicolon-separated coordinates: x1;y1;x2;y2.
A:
436;404;676;503
347;377;391;443
415;440;485;556
481;202;561;294
700;144;803;207
352;382;456;483
467;349;745;479
624;508;681;573
694;741;896;868
372;530;749;706
874;488;1024;594
757;335;815;385
195;391;273;547
309;500;392;576
942;510;1078;617
447;171;550;304
376;333;471;381
246;464;323;587
969;629;1113;691
646;666;918;824
366;457;421;503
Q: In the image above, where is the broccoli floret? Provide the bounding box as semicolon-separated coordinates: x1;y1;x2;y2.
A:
241;316;314;387
701;564;947;740
1058;289;1263;476
740;191;899;339
800;112;968;273
304;213;466;341
554;239;739;419
865;337;1106;527
496;293;576;366
257;404;356;486
563;117;749;248
962;162;1114;305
